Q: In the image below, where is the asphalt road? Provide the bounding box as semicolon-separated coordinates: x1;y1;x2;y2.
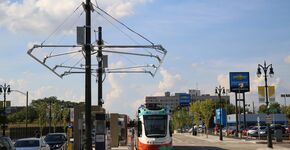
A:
113;133;290;150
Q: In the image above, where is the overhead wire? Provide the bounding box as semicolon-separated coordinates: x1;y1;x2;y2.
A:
91;3;154;73
92;3;154;45
93;7;151;55
41;2;84;45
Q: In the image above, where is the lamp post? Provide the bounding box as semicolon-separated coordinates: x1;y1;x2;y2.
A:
11;90;29;137
215;85;225;141
257;61;274;148
0;83;11;136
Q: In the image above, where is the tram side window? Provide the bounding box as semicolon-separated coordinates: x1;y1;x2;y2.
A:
138;121;142;137
169;120;173;137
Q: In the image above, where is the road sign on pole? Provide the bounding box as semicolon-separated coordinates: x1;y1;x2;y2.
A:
266;115;272;124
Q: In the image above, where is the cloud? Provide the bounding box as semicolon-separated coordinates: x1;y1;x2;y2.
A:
103;61;125;109
130;98;145;111
191;63;198;68
217;74;229;89
284;55;290;64
154;68;181;95
0;0;150;34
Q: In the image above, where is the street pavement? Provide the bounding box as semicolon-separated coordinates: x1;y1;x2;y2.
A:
111;133;290;150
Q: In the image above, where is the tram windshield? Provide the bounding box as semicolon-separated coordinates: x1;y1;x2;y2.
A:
143;115;167;137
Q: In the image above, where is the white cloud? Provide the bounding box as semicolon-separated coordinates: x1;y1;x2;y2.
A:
154;68;181;95
103;61;125;109
217;74;229;89
191;63;198;68
284;55;290;64
0;0;150;34
130;98;145;111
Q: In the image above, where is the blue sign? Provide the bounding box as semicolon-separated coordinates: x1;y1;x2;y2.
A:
215;108;227;126
179;93;190;106
229;72;250;93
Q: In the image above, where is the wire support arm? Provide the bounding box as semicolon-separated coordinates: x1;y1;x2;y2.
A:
27;51;63;78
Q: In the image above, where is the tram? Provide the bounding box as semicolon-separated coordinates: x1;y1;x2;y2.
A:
133;104;173;150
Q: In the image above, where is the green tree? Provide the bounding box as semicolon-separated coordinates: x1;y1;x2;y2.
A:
189;101;201;126
52;102;62;132
258;102;281;114
62;107;70;131
269;102;281;113
33;100;48;136
172;107;191;131
199;99;215;138
258;104;267;114
281;105;290;119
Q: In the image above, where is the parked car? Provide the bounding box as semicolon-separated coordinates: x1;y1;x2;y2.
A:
44;133;67;150
14;138;50;150
247;126;266;137
242;126;255;136
260;124;287;137
0;136;15;150
227;126;237;135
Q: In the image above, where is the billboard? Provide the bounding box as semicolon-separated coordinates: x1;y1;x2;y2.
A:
229;72;250;93
214;108;227;126
258;86;275;103
179;93;190;106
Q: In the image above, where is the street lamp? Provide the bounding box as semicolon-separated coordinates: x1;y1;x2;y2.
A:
0;83;11;136
215;85;225;141
11;90;29;137
257;61;274;148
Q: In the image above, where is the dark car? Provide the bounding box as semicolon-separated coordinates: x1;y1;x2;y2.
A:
0;136;15;150
259;124;286;137
44;133;67;150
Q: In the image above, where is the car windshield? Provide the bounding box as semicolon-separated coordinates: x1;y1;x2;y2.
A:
45;134;65;142
15;140;39;147
143;115;167;138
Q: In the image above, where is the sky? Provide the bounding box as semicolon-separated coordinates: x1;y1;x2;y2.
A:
1;0;290;118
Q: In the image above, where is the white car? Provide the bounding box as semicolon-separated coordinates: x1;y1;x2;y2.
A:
14;138;50;150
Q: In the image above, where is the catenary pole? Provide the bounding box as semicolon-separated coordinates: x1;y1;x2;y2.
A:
85;0;92;149
98;27;103;107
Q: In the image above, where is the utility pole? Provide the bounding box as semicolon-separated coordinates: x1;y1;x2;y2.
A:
84;0;92;149
98;26;103;107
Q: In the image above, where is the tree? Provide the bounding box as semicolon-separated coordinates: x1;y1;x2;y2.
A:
281;105;290;119
172;107;191;131
258;104;267;114
33;100;48;136
52;102;62;132
269;102;281;114
62;107;70;131
258;102;281;114
199;99;215;138
189;101;201;126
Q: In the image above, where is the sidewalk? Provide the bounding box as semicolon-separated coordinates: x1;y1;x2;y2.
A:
178;133;290;149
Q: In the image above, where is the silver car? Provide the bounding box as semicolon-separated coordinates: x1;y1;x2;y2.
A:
14;138;50;150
